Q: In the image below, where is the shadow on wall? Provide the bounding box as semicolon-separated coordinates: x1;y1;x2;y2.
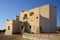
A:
12;21;22;34
21;21;31;33
40;15;53;33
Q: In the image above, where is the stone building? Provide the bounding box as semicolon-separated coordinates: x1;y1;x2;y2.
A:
20;4;57;33
5;4;57;35
5;16;21;35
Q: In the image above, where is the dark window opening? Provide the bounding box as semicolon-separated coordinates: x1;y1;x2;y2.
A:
30;25;31;29
40;26;42;33
8;26;10;30
21;26;24;29
36;17;38;19
30;12;34;16
23;14;27;20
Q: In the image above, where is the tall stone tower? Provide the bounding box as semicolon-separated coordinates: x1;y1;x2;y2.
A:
20;4;57;33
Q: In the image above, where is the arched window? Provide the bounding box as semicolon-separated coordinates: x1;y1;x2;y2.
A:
30;12;34;16
23;14;27;20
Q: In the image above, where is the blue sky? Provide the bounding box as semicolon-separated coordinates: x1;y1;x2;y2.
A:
0;0;60;30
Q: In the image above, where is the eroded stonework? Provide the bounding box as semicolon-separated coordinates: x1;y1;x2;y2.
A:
5;4;57;35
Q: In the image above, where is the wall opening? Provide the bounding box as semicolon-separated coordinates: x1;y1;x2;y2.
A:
36;17;38;19
8;26;10;30
30;25;31;29
21;26;24;29
40;26;42;33
30;12;34;16
23;14;27;20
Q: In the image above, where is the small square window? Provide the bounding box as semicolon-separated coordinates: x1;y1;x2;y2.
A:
36;17;38;19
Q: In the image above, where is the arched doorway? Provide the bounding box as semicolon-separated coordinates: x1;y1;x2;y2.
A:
21;21;28;33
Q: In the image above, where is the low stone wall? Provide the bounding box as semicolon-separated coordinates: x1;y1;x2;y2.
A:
22;33;60;40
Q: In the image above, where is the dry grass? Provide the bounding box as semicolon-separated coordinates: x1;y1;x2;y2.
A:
0;33;60;40
0;35;23;40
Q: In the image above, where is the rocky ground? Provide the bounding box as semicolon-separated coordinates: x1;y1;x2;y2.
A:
0;35;29;40
0;33;60;40
23;33;60;40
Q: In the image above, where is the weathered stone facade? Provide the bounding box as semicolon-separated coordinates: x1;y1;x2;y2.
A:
5;4;57;35
20;4;57;33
